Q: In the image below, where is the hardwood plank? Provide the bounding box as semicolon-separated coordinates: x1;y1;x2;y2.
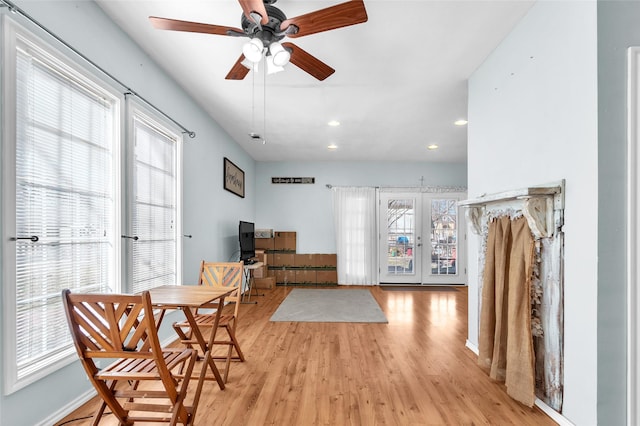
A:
55;286;558;426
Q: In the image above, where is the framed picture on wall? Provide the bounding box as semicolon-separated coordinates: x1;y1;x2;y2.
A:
223;157;245;198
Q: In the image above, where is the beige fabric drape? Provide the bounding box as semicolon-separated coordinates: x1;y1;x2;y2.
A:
478;216;536;407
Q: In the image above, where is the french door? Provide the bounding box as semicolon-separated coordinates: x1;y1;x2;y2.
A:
379;191;467;284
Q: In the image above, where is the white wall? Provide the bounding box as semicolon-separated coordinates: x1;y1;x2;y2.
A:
597;2;640;423
468;2;598;425
255;161;467;253
0;2;253;425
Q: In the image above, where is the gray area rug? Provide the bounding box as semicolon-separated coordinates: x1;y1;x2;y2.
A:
270;288;388;323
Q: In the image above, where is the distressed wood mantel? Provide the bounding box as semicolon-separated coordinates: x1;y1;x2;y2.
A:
459;180;565;414
458;181;565;239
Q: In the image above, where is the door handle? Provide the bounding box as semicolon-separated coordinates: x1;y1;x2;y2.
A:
11;235;39;242
121;235;139;241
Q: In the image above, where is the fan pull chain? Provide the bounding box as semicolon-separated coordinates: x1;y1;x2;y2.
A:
263;62;266;145
251;68;255;133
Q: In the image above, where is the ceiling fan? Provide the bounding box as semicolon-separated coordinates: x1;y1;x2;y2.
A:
149;0;368;81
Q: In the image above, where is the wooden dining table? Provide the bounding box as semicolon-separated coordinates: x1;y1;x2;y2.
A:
147;285;234;397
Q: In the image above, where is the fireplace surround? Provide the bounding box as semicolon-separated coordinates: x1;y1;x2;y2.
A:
460;180;565;412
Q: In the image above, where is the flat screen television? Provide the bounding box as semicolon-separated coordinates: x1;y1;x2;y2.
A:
239;220;256;263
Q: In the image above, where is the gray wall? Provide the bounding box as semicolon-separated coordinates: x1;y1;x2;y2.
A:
255;161;467;253
468;1;599;425
0;2;253;425
597;1;640;423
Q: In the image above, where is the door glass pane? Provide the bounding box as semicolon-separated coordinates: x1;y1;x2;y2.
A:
430;199;458;275
130;114;178;293
386;199;415;275
14;47;115;379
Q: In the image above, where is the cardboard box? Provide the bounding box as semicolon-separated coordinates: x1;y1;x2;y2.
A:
316;254;337;268
275;269;296;284
255;237;275;251
274;231;296;251
316;270;338;284
255;249;268;265
255;229;273;238
252;265;266;278
294;254;316;269
254;276;275;289
295;270;317;285
272;253;295;267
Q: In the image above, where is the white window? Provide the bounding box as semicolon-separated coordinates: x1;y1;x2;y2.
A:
2;18;182;394
125;103;182;294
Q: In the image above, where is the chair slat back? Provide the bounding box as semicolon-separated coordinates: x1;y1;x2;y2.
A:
62;289;193;425
198;261;243;312
62;290;161;359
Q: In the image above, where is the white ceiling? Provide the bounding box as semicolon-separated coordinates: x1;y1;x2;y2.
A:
95;0;534;163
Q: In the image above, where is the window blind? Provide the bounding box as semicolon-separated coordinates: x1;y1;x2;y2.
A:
14;44;115;379
130;114;178;293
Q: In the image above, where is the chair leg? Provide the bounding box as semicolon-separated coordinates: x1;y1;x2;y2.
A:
91;401;108;426
90;379;114;425
91;378;131;425
191;348;212;423
173;322;193;346
171;351;198;426
227;327;245;362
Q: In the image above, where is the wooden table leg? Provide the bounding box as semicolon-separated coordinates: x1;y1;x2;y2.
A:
182;305;226;390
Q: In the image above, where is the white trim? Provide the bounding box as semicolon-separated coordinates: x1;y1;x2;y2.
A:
627;46;640;426
2;13;20;396
2;15;122;395
466;339;573;425
124;98;183;291
467;339;572;425
37;388;97;426
535;399;575;426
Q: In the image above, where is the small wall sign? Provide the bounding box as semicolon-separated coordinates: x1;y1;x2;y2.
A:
271;177;315;184
224;157;245;198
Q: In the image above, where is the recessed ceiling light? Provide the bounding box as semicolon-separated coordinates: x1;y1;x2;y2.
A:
328;144;338;150
327;120;340;127
427;144;439;150
454;119;468;126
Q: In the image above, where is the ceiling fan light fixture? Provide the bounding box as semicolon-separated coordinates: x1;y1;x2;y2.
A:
242;38;264;63
240;57;258;71
269;42;291;67
266;55;285;75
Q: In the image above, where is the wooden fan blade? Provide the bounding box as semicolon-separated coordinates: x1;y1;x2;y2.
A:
280;0;368;38
149;16;243;36
238;0;269;25
282;42;335;81
225;55;251;80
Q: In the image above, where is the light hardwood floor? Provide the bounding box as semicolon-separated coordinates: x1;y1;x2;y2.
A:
56;285;557;425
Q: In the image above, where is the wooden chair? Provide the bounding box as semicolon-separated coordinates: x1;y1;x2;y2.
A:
172;261;245;383
62;289;199;426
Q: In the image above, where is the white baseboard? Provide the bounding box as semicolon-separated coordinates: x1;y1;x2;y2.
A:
42;335;177;426
465;339;479;355
466;339;572;425
37;388;97;426
535;399;575;426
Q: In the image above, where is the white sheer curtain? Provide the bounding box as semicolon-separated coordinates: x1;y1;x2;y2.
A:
331;187;377;285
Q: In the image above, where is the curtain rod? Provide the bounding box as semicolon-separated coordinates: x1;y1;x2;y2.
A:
326;184;467;192
326;184;380;189
1;0;196;139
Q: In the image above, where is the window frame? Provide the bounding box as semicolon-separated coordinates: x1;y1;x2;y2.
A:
1;15;183;394
123;98;183;295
